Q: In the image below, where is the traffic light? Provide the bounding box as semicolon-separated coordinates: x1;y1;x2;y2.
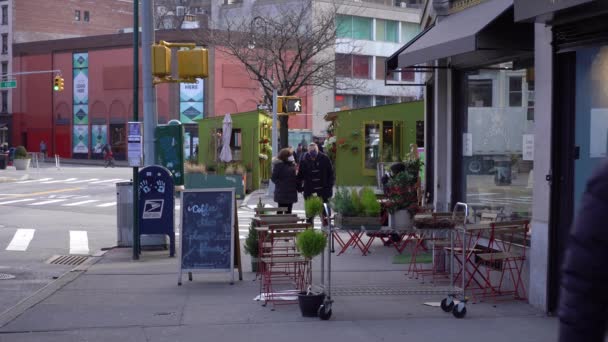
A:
277;96;302;114
177;48;208;79
53;75;64;92
152;44;171;77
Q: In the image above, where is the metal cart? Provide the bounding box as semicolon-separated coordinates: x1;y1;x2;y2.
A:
316;202;470;320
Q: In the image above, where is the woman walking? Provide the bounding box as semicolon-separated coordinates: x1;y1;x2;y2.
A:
271;148;298;214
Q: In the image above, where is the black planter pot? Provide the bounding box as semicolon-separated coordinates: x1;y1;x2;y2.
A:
298;292;325;317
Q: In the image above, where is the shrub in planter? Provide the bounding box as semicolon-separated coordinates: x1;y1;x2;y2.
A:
15;146;28;159
13;145;31;170
243;220;259;272
296;228;327;317
304;196;324;220
360;187;381;217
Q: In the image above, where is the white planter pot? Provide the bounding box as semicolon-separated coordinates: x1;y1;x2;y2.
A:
14;158;30;171
389;210;412;229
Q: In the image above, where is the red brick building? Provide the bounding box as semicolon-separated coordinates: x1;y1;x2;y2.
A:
9;30;312;159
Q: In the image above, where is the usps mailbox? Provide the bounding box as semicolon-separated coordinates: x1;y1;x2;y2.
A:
138;165;176;257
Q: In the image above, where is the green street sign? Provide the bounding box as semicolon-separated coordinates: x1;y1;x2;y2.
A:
0;80;16;89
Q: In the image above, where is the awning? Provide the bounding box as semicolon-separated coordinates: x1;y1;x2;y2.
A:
387;0;533;71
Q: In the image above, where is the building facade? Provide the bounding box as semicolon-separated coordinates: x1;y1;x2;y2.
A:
387;0;608;314
0;0;136;147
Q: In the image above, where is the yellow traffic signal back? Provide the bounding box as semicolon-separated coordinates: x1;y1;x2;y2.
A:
152;44;171;77
177;48;208;79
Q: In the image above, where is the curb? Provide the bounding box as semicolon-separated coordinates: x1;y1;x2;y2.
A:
0;250;107;328
0;174;29;183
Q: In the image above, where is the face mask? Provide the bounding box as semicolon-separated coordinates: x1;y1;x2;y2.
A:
288;156;295;162
310;150;318;158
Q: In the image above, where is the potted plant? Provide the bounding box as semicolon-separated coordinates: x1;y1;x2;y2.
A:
305;195;324;220
244;220;259;273
385;158;423;228
296;228;327;317
13;145;30;170
332;187;382;228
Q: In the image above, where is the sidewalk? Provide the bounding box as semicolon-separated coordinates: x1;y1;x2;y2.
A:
0;237;558;341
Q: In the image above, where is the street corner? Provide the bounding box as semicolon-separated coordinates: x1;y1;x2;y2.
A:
0;173;29;183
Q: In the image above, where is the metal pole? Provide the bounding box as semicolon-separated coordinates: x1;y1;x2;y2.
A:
267;89;278;196
132;0;140;260
142;0;156;166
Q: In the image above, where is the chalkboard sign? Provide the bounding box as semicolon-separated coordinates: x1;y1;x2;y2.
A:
178;188;235;284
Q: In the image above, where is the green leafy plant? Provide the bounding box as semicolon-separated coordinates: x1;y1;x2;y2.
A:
360;187;381;216
296;229;327;259
384;158;424;215
331;187;355;216
244;220;259;258
305;196;324;219
350;189;364;216
14;146;28;159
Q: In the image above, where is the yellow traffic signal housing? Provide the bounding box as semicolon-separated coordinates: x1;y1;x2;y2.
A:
152;44;171;77
177;48;208;79
53;75;64;92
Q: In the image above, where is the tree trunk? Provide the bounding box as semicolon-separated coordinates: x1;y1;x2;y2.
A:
279;115;289;149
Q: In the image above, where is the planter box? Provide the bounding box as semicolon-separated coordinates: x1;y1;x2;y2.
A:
184;173;245;199
334;214;382;230
14;158;30;171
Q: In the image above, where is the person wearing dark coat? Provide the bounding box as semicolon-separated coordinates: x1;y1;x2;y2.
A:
271;148;298;214
297;143;334;203
558;160;608;342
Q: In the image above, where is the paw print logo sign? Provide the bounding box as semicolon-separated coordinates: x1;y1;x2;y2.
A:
138;165;176;257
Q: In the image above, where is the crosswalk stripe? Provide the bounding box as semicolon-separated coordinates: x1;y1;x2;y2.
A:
62;200;100;207
15;178;52;184
96;202;116;207
28;199;68;206
90;178;123;184
41;178;77;184
69;231;89;255
0;198;36;205
66;178;99;184
6;229;35;251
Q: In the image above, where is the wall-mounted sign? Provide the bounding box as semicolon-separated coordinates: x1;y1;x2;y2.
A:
523;134;535;161
463;133;473;157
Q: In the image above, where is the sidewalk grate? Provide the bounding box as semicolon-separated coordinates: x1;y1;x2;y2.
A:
47;255;89;266
328;286;461;296
0;273;16;280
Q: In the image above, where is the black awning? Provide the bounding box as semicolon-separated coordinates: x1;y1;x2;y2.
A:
387;0;533;71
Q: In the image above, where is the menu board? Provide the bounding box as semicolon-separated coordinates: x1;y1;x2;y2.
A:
178;189;238;285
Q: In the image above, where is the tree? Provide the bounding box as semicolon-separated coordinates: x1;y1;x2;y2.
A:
155;0;206;30
200;0;359;149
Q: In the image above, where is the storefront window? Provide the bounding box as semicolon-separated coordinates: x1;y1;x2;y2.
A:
364;123;380;172
363;121;403;173
461;65;534;222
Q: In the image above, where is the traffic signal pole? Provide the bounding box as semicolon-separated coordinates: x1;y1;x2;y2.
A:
142;0;157;166
132;0;140;260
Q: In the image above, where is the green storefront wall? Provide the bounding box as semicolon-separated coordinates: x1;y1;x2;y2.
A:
197;110;273;191
327;101;424;186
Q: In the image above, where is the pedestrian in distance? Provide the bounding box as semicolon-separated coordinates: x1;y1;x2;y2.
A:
102;143;115;168
39;140;47;162
297;142;334;223
271;148;298;214
313;137;324;154
558;160;608;342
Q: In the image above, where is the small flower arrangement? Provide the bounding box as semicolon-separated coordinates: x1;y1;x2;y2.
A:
384;158;424;216
259;153;269;160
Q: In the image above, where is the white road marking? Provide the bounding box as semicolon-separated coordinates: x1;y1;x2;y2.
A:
41;178;77;184
15;178;52;184
6;229;35;251
28;199;68;206
69;230;89;255
62;200;100;207
96;202;116;207
0;198;36;205
65;178;99;184
90;179;123;184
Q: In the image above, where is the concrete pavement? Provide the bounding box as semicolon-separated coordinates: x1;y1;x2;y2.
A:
0;239;558;341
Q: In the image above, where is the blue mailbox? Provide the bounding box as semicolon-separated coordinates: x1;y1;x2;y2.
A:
138;165;176;257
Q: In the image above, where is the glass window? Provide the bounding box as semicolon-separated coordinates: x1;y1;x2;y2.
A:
401;70;415;82
375;19;386;42
336;14;352;38
352;16;372;40
364;123;380;171
335;94;351;110
416;121;424;147
1;62;7;81
509;76;523;107
335;54;351;78
376;19;398;42
468;79;493;107
401;22;420;43
461;67;535;225
375;96;386;106
84;11;90;22
376;57;398;81
2;5;7;25
352;55;371;79
353;95;372;108
75;10;81;21
1;34;7;55
527;80;535;121
1;90;6;112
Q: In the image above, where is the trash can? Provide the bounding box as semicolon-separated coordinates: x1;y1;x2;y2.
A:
116;181;134;247
494;160;512;186
0;153;6;170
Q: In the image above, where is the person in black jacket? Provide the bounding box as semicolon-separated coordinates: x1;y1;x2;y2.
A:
297;142;334;206
271;148;298;214
558;160;608;342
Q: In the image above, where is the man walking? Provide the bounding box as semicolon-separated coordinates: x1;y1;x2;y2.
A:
297;143;334;222
39;140;47;162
